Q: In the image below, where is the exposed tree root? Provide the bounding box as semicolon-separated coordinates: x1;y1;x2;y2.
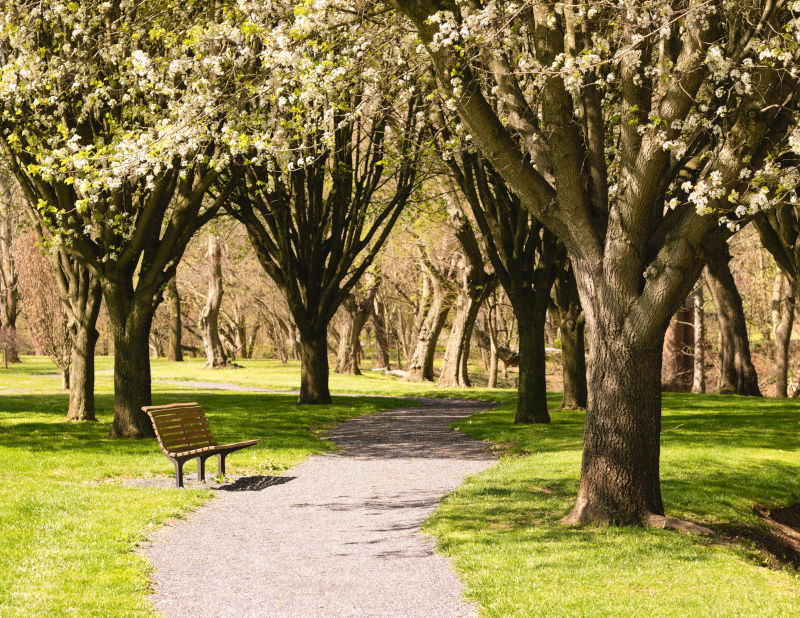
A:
643;513;715;536
560;503;714;536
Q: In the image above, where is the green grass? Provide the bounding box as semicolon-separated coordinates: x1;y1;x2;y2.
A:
425;393;800;617
3;356;800;616
0;357;408;617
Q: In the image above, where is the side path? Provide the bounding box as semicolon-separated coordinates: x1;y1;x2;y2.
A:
143;398;498;617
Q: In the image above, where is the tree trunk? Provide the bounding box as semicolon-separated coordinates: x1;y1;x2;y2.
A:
772;273;795;398
560;309;587;409
67;322;99;422
486;307;499;388
167;277;183;362
407;288;450;381
554;269;587;410
692;284;706;394
61;368;69;391
372;299;391;370
335;314;357;374
705;239;761;396
198;236;229;369
661;297;694;392
515;310;550;423
109;312;155;438
438;291;475;387
299;330;332;404
562;330;664;524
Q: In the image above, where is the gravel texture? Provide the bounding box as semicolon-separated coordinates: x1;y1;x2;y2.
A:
141;398;497;617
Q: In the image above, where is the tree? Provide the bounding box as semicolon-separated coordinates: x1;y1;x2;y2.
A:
198;234;232;369
661;297;694;392
14;232;72;389
552;263;587;409
0;2;244;436
225;9;428;403
335;276;380;375
166;277;184;363
704;235;761;396
692;283;706;394
391;0;800;525
445;153;562;420
0;174;21;363
755;204;800;396
436;205;494;388
771;273;795;397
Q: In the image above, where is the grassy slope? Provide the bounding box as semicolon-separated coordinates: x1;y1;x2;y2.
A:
426;393;800;617
0;357;407;617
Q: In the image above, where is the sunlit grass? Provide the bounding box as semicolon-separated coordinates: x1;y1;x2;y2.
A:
426;393;800;616
0;357;408;617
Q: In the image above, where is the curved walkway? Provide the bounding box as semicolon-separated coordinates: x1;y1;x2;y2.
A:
142;398;497;617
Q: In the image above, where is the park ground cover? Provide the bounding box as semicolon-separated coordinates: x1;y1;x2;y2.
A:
1;357;800;616
0;357;409;617
428;393;800;616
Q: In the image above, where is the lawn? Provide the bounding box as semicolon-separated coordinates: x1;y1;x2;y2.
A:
426;392;800;616
2;356;800;617
0;357;409;617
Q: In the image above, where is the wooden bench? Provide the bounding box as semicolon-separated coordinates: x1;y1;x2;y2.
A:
143;402;260;488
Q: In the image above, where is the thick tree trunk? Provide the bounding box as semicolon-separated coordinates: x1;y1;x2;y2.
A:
704;237;761;396
335;288;376;375
61;369;69;391
438;291;479;387
562;330;664;524
109;312;155;438
167;277;183;362
407;288;450;381
772;273;795;398
66;322;99;422
299;330;332;404
560;309;587;409
515;310;550;423
335;314;357;374
199;236;229;369
692;284;706;394
661;297;694;392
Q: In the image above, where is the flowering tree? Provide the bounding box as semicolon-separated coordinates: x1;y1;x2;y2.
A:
391;0;800;526
0;1;244;436
222;4;430;403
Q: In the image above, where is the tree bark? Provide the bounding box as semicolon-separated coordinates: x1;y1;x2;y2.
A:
705;240;761;396
692;284;706;394
108;309;155;438
772;273;795;398
67;322;99;421
0;211;20;363
661;297;694;392
437;284;486;387
562;331;664;524
299;330;332;404
335;284;378;375
372;298;391;370
61;369;69;391
515;310;550;423
199;235;230;369
407;282;450;381
553;266;587;409
167;277;183;362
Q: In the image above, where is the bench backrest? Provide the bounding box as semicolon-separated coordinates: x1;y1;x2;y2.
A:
143;402;217;455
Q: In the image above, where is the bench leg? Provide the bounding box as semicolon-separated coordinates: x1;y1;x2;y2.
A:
196;456;206;483
218;453;226;477
173;458;185;488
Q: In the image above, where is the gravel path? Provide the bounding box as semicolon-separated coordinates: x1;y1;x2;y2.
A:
142;398;497;617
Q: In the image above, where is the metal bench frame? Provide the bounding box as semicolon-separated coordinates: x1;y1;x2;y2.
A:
143;402;260;488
